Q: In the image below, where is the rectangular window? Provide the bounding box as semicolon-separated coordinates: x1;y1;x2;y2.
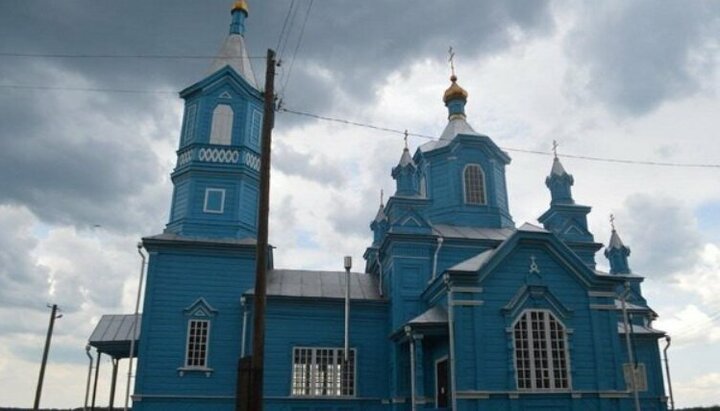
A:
185;319;209;368
623;363;647;392
203;188;226;214
182;104;197;145
291;347;355;397
249;109;262;149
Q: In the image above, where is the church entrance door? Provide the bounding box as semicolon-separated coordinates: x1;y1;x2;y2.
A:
436;357;450;408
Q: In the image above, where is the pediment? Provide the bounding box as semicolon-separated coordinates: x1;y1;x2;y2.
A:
183;297;218;318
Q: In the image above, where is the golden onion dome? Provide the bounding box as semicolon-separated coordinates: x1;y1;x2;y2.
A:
232;0;249;14
443;75;468;103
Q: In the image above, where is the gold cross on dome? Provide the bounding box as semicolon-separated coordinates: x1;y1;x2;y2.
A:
448;46;456;77
552;140;559;158
610;214;616;230
404;130;409;149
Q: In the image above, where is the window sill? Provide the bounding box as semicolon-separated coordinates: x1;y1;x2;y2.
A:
177;366;214;377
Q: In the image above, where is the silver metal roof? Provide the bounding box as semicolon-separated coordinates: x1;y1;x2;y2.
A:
448;249;496;272
208;33;258;89
408;306;448;325
517;222;549;233
248;269;383;301
617;322;665;335
144;232;256;245
89;314;141;344
550;157;568;176
398;148;415;167
419;116;479;152
88;314;141;358
432;224;515;241
608;230;627;249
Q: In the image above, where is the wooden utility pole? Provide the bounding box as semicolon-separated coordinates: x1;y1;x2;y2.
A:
33;304;60;411
249;48;276;411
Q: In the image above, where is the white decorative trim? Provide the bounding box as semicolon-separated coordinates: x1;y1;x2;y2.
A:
452;287;483;293
588;291;616;297
451;299;484;306
243;152;261;171
203;188;226;214
198;147;240;163
177;150;192;167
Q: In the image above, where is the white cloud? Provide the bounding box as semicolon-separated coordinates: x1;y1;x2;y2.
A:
674;372;720;409
655;304;720;346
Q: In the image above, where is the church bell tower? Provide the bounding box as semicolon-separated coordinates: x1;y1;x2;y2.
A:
166;0;263;239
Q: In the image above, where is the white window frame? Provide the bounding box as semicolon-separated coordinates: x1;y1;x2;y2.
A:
203;188;226;214
290;347;356;398
209;104;234;145
184;319;211;368
249;109;262;149
182;104;198;145
512;309;571;391
463;164;486;205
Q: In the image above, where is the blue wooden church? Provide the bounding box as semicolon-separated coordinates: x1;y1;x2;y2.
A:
127;2;670;410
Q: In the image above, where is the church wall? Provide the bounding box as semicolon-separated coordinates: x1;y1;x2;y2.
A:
133;243;256;409
261;298;389;408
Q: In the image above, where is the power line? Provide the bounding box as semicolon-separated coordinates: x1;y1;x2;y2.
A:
279;107;720;169
0;82;717;170
275;0;297;53
0;84;177;95
280;0;314;96
0;52;266;60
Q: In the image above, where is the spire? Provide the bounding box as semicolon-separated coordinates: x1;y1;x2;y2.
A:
443;46;469;119
604;215;632;274
208;1;258;88
371;190;389;245
545;142;574;205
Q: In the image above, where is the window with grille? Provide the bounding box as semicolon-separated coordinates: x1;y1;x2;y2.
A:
291;347;356;397
514;310;570;390
463;164;486;204
185;319;210;368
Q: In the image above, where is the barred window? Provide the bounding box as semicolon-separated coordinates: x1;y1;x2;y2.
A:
463;164;486;204
185;319;210;368
291;347;355;397
514;310;569;390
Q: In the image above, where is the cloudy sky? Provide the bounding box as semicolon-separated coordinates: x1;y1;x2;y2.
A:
0;0;718;408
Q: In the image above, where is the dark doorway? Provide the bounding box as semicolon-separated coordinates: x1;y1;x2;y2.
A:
436;357;449;408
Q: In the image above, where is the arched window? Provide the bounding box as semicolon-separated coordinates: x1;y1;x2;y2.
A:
419;174;427;198
209;104;233;145
463;164;486;204
513;310;570;390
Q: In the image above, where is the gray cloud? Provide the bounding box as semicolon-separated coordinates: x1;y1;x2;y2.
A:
274;141;346;185
617;193;703;277
0;207;50;309
565;0;720;115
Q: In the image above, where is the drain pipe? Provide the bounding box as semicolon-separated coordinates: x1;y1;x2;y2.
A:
241;296;248;357
124;242;146;411
445;274;457;411
620;282;640;411
84;345;93;411
405;326;416;411
663;336;674;410
431;237;444;281
376;253;384;297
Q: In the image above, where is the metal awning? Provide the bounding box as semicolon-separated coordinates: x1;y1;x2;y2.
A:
88;314;141;359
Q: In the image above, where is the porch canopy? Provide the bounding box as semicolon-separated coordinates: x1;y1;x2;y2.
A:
88;314;141;358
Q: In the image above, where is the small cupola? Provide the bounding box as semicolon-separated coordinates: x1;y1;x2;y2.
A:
443;75;469;120
545;156;575;205
604;216;632;274
391;134;418;196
